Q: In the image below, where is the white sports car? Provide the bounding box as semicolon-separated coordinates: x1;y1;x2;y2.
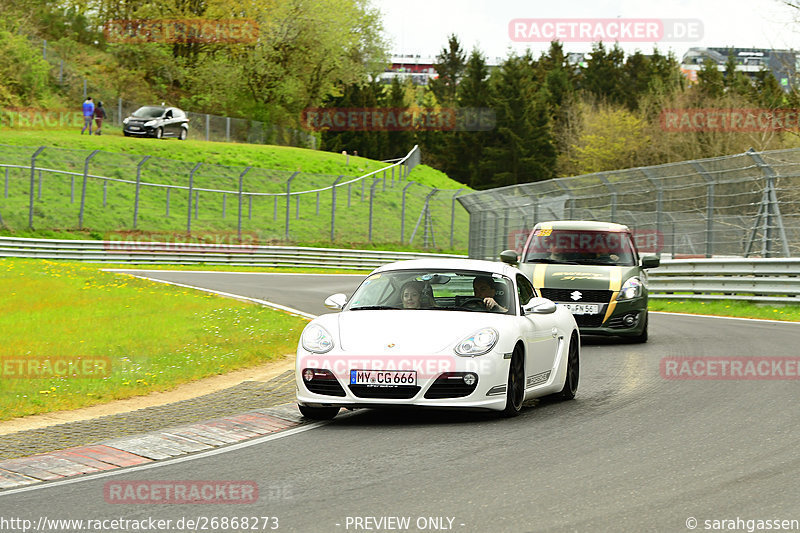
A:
295;258;580;420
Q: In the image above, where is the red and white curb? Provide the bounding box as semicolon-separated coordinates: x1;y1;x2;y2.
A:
0;404;306;490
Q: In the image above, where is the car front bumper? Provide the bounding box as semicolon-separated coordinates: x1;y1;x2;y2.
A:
556;297;648;337
295;350;513;411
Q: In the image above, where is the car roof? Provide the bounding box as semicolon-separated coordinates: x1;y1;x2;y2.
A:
372;258;520;278
534;220;631;232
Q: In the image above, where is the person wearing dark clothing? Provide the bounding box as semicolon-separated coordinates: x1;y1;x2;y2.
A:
94;101;107;135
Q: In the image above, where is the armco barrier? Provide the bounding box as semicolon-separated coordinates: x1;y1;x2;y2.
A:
648;258;800;303
0;236;466;269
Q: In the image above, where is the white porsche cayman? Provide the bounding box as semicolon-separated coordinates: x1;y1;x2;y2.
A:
295;259;580;420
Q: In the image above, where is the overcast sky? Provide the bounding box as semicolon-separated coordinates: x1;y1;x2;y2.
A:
375;0;799;62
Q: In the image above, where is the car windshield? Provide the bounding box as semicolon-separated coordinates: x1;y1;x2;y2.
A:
346;269;514;314
131;106;165;118
524;229;637;266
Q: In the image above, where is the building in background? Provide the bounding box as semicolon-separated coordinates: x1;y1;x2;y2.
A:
680;47;799;90
378;54;504;85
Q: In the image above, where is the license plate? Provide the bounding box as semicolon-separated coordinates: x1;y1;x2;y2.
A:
130;126;140;130
561;303;600;315
350;370;417;386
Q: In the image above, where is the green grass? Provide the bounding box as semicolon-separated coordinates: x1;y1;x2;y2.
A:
0;258;311;420
649;298;800;322
0;129;471;253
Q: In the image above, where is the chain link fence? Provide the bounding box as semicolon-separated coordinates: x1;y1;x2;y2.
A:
0;144;470;250
28;36;315;147
458;148;800;260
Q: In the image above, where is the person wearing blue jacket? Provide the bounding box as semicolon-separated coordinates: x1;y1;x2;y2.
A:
81;97;95;134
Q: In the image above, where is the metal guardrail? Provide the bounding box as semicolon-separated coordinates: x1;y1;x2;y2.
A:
0;237;466;270
649;258;800;303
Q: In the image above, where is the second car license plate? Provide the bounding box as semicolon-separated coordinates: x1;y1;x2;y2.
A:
350;370;417;386
561;303;600;315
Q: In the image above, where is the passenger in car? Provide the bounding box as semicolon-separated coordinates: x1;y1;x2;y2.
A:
401;280;435;309
472;276;508;313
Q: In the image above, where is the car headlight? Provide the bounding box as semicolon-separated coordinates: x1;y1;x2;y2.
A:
123;118;129;125
301;324;334;353
455;327;498;357
144;120;157;127
618;277;643;300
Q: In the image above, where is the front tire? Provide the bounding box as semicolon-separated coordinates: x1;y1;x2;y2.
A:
552;332;579;401
298;404;340;420
154;127;163;139
502;346;525;417
179;128;187;140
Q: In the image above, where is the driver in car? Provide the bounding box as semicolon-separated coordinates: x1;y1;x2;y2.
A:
472;276;508;313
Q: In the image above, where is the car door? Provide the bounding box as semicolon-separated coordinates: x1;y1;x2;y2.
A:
163;108;176;136
516;274;560;390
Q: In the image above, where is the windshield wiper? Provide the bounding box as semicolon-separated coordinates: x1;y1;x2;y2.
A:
350;305;399;311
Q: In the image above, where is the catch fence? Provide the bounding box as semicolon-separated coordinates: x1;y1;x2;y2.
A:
458;148;800;260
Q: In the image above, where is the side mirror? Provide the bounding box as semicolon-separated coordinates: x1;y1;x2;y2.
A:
499;249;519;265
522;297;557;315
324;293;347;310
641;256;660;269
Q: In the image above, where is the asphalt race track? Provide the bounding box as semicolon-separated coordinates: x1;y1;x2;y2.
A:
1;271;799;533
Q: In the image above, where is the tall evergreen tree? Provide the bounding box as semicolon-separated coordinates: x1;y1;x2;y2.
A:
429;34;466;107
479;52;556;188
579;42;626;105
696;58;725;99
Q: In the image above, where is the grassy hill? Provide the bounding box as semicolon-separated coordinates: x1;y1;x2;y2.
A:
0;130;472;252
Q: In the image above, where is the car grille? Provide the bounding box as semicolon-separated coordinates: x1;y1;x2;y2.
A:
349;385;421;399
574;314;605;328
540;288;612;303
424;373;479;399
302;369;346;397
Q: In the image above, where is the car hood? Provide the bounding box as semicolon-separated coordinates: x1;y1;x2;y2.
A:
320;310;507;354
522;263;640;290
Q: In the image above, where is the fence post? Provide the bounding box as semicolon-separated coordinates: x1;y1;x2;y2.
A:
133;155;150;229
205;114;210;141
186;162;202;233
78;150;100;229
285;172;299;241
316;192;320;215
368;178;380;242
330;175;344;241
690;162;715;258
28;146;46;229
103;180;108;208
746;149;790;258
450;189;463;249
118;98;122;126
348;183;352;207
37;170;42;200
195;191;199;220
237;167;251;242
401;182;414;243
226;117;231;142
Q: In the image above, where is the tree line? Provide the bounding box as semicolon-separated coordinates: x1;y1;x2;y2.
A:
1;0;799;188
321;36;800;189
